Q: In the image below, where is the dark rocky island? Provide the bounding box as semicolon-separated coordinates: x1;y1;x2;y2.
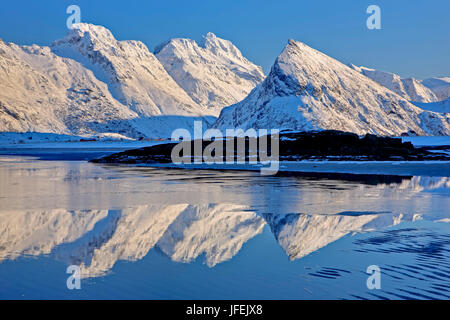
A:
91;130;450;164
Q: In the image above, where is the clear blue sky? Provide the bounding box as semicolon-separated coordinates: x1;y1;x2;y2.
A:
0;0;448;79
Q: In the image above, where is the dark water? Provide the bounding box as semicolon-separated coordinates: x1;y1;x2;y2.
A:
0;156;449;299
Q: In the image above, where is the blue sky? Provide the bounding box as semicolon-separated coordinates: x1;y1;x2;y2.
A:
0;0;448;79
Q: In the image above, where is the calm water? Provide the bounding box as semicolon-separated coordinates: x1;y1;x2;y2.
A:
0;156;449;299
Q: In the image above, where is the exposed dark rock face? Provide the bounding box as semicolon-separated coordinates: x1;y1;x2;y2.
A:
277;130;439;161
91;130;450;164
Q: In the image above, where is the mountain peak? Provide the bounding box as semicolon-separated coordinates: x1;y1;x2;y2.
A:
349;64;439;103
62;23;116;45
50;22;207;126
205;32;217;40
269;38;352;97
155;33;264;114
287;38;299;47
283;39;315;52
421;77;450;101
214;38;450;135
71;23;112;34
201;32;243;58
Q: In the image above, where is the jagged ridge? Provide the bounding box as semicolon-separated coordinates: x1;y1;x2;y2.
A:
214;39;450;136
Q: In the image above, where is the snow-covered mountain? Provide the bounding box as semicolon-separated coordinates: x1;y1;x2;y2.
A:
155;33;265;115
0;23;218;139
413;97;450;114
349;65;450;115
0;24;267;138
422;77;450;101
52;23;218;138
0;38;139;136
1;25;449;138
52;24;208;118
349;64;439;103
214;39;450;136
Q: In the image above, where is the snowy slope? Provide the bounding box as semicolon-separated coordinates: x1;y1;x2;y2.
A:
349;64;438;103
0;39;140;137
413;97;450;114
422;77;450;101
52;23;215;138
0;23;215;139
52;23;206;117
155;32;265;115
214;40;450;136
1;25;449;139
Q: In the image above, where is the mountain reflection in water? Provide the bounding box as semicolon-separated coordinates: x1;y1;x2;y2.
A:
0;157;449;299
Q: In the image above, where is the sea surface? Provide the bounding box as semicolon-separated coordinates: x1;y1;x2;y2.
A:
0;154;449;299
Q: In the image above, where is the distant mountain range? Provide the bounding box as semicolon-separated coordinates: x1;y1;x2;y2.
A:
155;32;265;115
0;23;263;139
0;23;449;138
214;39;450;136
421;77;450;101
349;64;438;103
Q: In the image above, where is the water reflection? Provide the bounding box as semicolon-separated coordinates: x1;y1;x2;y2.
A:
0;157;448;281
0;203;446;279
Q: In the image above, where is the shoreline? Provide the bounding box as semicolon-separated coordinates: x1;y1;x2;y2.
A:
1;143;450;178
